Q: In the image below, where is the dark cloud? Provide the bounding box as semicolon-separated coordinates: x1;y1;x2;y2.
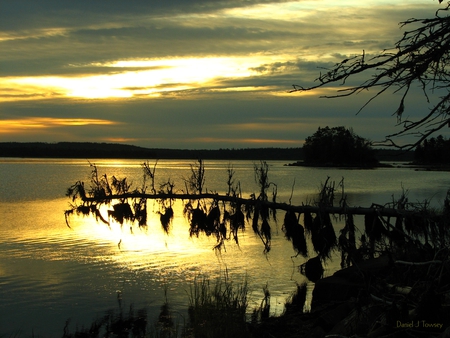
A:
1;0;294;31
1;19;299;76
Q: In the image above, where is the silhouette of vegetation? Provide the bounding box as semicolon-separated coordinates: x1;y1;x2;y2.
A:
302;126;378;167
185;275;249;338
292;3;450;149
65;160;450;336
414;134;450;164
62;293;148;338
60;273;285;338
66;160;450;265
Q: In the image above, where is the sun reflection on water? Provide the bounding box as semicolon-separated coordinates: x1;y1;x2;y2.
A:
69;202;233;270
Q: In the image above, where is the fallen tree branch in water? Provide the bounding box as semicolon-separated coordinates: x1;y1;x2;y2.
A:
76;191;433;218
65;160;450;258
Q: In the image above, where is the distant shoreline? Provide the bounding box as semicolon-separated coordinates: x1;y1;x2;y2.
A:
0;141;414;162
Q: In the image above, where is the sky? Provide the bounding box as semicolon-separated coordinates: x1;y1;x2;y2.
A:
0;0;446;149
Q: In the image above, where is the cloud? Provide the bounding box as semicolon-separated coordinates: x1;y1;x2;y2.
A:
0;0;444;148
189;137;301;146
0;117;117;133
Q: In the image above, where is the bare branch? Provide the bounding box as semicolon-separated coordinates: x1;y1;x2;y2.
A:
293;5;450;148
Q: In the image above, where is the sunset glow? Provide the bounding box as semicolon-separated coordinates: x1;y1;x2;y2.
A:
1;57;274;101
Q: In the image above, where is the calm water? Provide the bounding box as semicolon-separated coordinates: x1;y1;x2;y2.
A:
1;158;449;337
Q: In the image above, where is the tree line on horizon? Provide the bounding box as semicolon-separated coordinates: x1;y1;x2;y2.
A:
0;138;415;162
0;142;301;160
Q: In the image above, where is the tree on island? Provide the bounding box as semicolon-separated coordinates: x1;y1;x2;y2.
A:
292;2;450;149
302;126;378;167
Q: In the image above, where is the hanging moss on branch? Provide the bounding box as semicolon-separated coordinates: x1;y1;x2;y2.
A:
282;210;307;257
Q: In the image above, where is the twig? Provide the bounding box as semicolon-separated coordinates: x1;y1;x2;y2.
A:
394;260;443;266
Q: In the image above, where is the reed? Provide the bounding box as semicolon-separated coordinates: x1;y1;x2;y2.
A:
59;272;277;338
185;274;249;338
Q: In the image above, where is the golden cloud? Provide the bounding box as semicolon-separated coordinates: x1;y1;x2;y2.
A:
0;56;290;101
220;121;310;132
0;118;117;133
101;137;138;143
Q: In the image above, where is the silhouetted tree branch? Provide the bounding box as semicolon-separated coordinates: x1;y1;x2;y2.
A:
292;4;450;149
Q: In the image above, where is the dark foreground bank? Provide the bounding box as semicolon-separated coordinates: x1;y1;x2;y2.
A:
59;252;450;338
255;255;450;338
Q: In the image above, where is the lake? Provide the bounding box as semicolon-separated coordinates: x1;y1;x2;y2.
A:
1;158;449;337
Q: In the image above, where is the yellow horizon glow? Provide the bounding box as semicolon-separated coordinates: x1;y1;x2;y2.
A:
0;117;117;133
224;122;309;132
103;137;138;143
191;137;301;145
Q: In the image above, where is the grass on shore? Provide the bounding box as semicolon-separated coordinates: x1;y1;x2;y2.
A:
57;273;306;338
